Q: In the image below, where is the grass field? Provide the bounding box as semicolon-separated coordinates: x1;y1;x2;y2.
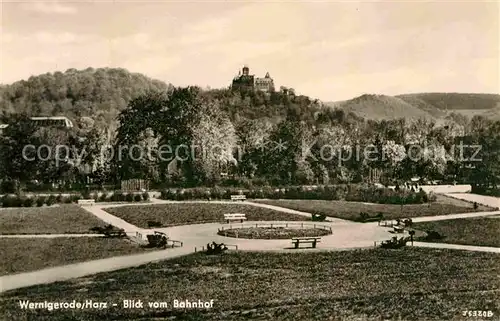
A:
2;248;499;320
413;216;500;247
0;205;106;234
0;237;157;275
104;203;308;228
252;199;484;221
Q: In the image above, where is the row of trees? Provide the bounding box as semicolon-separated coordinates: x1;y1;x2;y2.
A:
0;85;499;193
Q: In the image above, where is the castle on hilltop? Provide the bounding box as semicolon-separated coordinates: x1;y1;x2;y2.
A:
231;65;275;93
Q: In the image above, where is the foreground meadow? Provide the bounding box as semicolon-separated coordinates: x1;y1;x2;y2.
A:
414;216;500;247
0;238;156;275
2;248;498;320
0;205;106;234
252;198;484;221
104;203;308;228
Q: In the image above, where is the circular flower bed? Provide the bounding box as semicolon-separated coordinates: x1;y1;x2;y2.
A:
217;226;331;239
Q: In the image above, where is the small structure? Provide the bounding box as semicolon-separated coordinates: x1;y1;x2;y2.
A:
121;179;149;192
78;199;95;206
291;237;321;249
230;194;246;201
223;213;247;223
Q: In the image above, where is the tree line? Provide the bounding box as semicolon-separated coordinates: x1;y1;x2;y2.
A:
0;84;499;196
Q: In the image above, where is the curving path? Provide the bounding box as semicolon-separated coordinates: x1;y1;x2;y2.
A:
2;194;500;293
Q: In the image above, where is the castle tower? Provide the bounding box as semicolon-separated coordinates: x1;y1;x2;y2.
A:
242;65;249;76
265;72;270;78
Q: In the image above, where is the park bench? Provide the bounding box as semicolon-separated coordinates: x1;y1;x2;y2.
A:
223;213;247;223
291;237;321;249
230;194;246;201
78;199;95;206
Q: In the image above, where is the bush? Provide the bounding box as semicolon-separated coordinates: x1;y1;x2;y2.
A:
157;184;432;204
81;191;92;199
113;192;125;202
55;194;63;203
63;197;72;204
0;180;18;194
134;194;142;202
142;192;149;201
36;196;46;207
98;193;108;202
125;193;134;202
70;195;81;203
23;197;34;207
1;196;21;207
46;195;57;206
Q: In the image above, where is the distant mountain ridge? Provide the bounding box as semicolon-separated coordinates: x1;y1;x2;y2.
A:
325;92;500;121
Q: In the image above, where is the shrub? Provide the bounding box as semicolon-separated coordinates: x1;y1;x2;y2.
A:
81;191;92;199
63;197;72;204
70;195;81;203
46;195;57;206
2;196;18;207
98;193;108;202
36;196;46;207
55;194;63;203
142;192;149;201
134;194;142;202
125;193;134;202
23;197;34;207
0;180;18;194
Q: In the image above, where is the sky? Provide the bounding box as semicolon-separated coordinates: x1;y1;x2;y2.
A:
0;0;498;101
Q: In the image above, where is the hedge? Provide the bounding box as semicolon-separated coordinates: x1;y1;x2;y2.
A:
0;191;149;207
159;184;434;205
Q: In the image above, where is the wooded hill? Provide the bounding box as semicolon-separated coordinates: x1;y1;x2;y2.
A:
325;93;500;121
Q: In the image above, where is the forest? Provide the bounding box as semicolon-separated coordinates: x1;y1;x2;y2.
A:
0;68;498;195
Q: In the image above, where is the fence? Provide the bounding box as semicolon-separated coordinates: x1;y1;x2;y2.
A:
218;222;332;233
121;179;150;192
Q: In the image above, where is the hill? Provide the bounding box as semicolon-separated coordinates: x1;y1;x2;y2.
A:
325;93;500;121
0;67;171;130
326;94;435;121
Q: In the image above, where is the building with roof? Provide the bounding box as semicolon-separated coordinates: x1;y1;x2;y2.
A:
231;65;275;93
0;116;74;134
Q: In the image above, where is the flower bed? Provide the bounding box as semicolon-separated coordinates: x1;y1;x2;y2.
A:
218;226;331;239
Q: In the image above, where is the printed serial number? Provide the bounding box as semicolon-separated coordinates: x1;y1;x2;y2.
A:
462;310;494;318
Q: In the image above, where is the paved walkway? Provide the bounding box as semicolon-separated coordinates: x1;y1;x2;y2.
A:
406;210;500;223
80;205;149;237
444;193;500;209
2;194;500;293
411;242;500;253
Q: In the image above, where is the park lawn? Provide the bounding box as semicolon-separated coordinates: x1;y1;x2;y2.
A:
104;203;308;228
1;248;499;321
0;205;106;234
252;199;484;221
0;237;158;276
413;216;500;247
